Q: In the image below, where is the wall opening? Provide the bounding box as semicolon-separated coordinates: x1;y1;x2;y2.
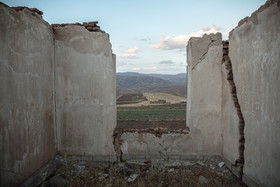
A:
115;65;188;132
114;73;188;161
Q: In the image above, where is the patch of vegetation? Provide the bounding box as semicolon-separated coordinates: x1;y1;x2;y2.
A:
117;107;186;120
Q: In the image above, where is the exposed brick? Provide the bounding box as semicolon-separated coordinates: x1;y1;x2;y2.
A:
88;21;98;25
222;41;245;177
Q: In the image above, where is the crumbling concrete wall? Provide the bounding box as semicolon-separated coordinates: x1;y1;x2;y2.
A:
54;25;116;159
0;4;56;186
186;33;223;155
120;132;193;159
186;1;280;186
120;33;224;158
0;3;117;185
229;1;280;186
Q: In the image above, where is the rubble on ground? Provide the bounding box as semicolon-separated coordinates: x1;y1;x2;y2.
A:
25;155;243;186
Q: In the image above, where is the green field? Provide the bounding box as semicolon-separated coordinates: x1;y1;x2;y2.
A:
117;104;186;120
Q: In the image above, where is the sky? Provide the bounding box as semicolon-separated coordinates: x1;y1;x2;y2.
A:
2;0;266;74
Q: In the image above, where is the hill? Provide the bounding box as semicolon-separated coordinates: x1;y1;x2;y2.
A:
117;92;186;107
116;72;187;96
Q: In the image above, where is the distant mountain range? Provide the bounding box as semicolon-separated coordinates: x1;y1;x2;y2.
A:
117;72;187;96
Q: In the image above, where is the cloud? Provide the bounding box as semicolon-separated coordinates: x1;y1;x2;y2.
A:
150;35;188;50
123;46;139;53
117;46;140;59
150;25;228;50
159;60;175;64
132;66;157;72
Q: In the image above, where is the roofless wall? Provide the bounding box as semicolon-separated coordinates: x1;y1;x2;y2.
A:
187;0;280;186
0;4;56;186
0;3;116;186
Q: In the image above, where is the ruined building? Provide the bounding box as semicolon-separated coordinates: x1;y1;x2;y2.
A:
0;0;279;186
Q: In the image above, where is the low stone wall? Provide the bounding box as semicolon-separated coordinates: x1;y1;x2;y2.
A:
120;132;192;157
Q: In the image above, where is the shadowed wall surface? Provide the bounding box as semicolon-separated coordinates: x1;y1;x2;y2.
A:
54;25;116;157
0;4;56;186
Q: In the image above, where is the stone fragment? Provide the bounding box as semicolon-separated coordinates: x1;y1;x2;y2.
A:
218;162;225;168
199;175;209;184
223;169;230;174
127;174;139;182
168;168;175;172
197;161;205;166
210;164;215;170
88;21;98;26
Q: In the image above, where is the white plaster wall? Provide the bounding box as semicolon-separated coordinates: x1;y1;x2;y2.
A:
54;25;116;157
229;2;280;186
221;64;239;164
186;33;223;155
0;5;56;186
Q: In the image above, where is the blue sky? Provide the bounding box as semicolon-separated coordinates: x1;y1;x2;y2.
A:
2;0;266;74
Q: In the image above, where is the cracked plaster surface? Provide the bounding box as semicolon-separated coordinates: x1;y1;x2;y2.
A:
187;33;222;70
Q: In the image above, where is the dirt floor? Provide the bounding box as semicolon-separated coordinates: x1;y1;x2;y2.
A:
22;94;243;186
31;155;242;187
31;94;238;186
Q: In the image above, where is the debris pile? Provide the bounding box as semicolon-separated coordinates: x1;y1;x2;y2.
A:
22;155;242;186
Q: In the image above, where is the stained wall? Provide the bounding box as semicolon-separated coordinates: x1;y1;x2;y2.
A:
186;33;223;155
0;3;117;186
186;1;280;186
0;4;56;186
54;25;116;159
229;1;280;185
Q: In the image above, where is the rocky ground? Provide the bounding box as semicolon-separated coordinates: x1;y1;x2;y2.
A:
24;155;243;186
